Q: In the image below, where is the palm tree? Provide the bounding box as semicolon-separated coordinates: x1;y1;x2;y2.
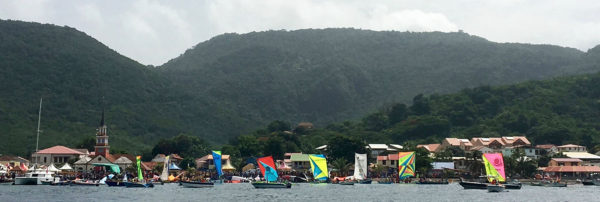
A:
331;158;351;176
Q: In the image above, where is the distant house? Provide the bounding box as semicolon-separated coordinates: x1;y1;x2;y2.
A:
417;144;441;153
536;144;558;155
367;144;403;157
549;158;582;166
0;155;29;167
195;153;232;170
31;145;85;165
471;146;494;154
441;138;473;151
73;153;134;172
562;152;600;166
502;145;539;159
289;153;310;171
376;153;399;168
470;138;505;149
558;144;587;152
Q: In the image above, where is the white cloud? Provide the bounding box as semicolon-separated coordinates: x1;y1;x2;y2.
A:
0;0;599;65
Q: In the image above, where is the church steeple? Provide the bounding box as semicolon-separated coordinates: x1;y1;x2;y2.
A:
94;108;110;157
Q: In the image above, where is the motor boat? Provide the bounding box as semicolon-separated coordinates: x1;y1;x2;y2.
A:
14;170;56;185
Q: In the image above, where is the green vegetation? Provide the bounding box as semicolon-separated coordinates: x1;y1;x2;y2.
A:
1;19;600;158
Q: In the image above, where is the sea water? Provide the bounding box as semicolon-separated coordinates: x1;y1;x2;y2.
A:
0;183;596;201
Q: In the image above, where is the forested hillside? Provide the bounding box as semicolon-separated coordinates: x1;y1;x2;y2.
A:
159;29;594;144
1;20;599;156
222;49;600;163
0;20;188;155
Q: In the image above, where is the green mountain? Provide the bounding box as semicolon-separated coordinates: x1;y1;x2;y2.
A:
159;29;595;143
0;20;187;155
1;20;599;156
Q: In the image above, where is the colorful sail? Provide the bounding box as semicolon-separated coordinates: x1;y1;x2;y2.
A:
482;153;506;182
353;153;368;180
309;154;329;181
398;152;416;180
160;156;169;181
136;156;143;181
257;156;278;182
212;151;223;177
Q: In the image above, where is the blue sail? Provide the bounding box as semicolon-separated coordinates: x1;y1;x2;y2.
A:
212;151;223;177
259;161;278;182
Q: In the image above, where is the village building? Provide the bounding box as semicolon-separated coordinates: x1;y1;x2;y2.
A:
562;152;600;166
549;158;582;166
367;144;403;157
502;145;540;159
471;146;494;154
535;144;558;155
417;144;441;153
376;153;399;168
31;145;85;165
557;144;587;152
289;153;310;171
72;111;133;172
195;153;235;171
440;138;473;151
0;155;29;167
543;158;600;177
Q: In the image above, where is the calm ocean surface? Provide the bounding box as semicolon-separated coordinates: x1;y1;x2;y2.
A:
0;183;597;202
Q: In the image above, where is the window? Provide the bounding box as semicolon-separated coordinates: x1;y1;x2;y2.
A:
44;157;46;163
382;160;387;165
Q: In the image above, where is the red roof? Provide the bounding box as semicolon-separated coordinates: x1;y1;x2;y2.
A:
544;166;600;173
377;154;399;161
35;146;84;155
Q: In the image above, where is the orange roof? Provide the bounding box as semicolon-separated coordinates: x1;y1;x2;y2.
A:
544;166;600;173
417;144;441;152
169;154;183;160
501;136;531;145
35;146;84;155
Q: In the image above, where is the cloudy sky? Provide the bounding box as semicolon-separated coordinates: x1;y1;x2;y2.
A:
1;0;600;65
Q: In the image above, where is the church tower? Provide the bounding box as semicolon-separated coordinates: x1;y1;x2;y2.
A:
94;110;110;157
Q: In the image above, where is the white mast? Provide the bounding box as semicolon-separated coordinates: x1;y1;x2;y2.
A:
35;97;42;152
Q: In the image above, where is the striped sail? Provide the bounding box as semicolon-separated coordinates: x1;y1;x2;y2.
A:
309;154;329;181
398;152;415;180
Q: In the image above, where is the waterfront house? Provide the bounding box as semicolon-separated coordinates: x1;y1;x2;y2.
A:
195;153;232;170
557;144;587;152
562;152;600;166
0;155;29;167
367;144;403;157
376;153;399;168
289;153;310;171
31;145;85;165
502;145;539;159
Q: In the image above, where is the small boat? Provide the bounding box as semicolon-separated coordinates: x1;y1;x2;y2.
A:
487;184;505;192
124;182;154;188
339;181;354;185
504;182;522;189
252;156;292;189
459;180;488;189
251;181;292;189
70;180;100;186
583;180;595;185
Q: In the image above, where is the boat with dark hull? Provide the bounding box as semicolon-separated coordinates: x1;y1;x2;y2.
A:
416;179;449;185
358;179;372;184
251;181;291;189
123;182;154;188
459;180;488;189
105;181;126;187
487;184;505;192
70;180;100;186
181;181;214;188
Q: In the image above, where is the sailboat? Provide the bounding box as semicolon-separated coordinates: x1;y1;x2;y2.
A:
160;156;169;182
252;156;291;188
124;156;154;188
483;153;506;192
309;154;329;183
398;152;416;183
211;151;224;184
353;153;371;184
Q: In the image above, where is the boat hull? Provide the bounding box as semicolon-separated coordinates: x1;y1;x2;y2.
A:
124;182;154;188
70;181;100;186
14;177;39;185
487;185;505;192
505;183;522;189
459;181;487;189
416;181;449;185
105;181;126;187
251;182;292;189
181;181;214;188
358;179;372;184
339;182;355;185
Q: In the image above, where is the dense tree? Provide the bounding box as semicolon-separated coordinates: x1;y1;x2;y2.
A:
326;135;368;162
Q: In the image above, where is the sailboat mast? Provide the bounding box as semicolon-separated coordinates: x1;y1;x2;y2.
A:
35;97;42;152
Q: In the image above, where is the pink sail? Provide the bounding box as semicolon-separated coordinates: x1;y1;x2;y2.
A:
482;153;505;182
